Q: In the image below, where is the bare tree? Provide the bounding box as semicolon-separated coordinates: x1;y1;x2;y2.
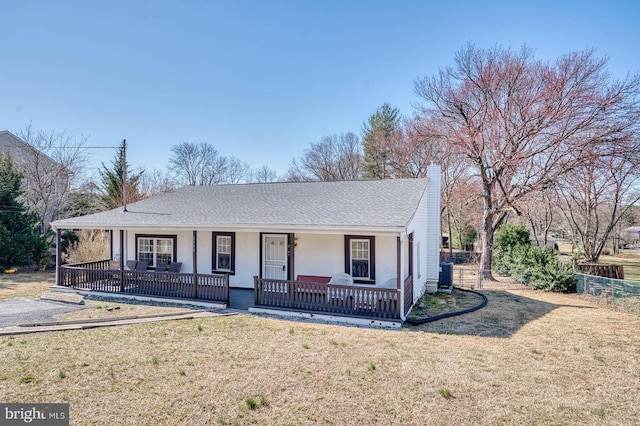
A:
251;164;278;183
168;143;253;185
169;142;228;185
385;116;438;179
138;168;176;197
556;144;640;262
286;132;363;181
224;156;251;184
521;190;561;248
415;44;640;277
15;124;89;227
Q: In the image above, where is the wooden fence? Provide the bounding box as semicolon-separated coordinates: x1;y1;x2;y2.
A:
578;263;625;280
254;276;400;319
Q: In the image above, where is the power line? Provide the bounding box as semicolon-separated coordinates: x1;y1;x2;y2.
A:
0;144;118;149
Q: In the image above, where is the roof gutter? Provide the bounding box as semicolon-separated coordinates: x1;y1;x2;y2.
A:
50;221;408;235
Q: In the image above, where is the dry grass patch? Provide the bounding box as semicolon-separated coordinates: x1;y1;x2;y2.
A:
55;299;195;322
1;287;639;425
0;272;204;322
0;272;53;299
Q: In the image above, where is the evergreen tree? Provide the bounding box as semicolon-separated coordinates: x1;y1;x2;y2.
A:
100;140;143;210
0;155;49;270
362;103;401;179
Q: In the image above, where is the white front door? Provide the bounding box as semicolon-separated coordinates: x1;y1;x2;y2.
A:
263;234;288;280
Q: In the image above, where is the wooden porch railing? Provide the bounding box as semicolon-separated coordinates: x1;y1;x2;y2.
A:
254;276;400;319
404;274;413;315
59;261;229;303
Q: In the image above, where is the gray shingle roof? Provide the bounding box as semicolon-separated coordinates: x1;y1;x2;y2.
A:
52;178;428;231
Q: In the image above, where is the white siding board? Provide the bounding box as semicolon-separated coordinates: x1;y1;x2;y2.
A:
295;234;343;278
231;232;260;288
375;235;399;286
424;165;442;292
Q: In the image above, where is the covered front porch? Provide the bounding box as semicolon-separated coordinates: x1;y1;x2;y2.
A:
56;261;413;320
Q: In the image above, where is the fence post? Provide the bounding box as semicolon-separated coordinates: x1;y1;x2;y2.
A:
225;274;230;304
253;276;259;306
288;279;295;308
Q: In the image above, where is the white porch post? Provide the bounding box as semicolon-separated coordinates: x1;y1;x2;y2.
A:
398;232;406;320
55;228;62;286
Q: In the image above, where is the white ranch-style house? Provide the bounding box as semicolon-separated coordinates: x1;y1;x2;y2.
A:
51;165;441;322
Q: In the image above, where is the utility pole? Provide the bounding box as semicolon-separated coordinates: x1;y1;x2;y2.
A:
122;139;128;212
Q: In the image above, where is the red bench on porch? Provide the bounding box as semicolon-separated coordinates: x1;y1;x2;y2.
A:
296;275;332;284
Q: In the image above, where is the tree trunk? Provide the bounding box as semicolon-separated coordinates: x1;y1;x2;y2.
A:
480;178;496;281
480;213;496;280
447;210;453;259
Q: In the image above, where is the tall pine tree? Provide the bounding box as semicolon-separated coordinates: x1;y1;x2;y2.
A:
0;155;49;270
362;103;401;179
100;140;143;210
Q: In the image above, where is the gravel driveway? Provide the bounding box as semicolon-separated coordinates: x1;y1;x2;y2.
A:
0;297;84;328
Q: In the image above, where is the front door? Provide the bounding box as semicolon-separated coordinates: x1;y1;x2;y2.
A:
262;234;288;280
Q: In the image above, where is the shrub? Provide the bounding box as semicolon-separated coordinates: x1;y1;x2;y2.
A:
0;156;51;270
493;224;576;293
65;229;110;264
493;224;531;276
495;224;530;252
529;249;577;293
452;225;477;251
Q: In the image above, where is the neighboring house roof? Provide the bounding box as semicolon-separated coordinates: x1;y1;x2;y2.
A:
0;130;60;168
52;178;429;232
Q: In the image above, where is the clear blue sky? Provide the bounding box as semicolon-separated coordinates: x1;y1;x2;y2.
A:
2;0;639;178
